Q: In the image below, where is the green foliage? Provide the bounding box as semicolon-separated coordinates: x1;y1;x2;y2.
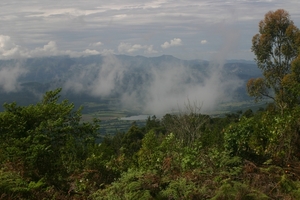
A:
2;87;298;199
137;130;160;170
0;169;28;194
3;88;300;200
224;118;253;156
0;88;100;196
159;177;198;199
212;181;269;200
121;124;144;158
83;142;120;188
90;169;156;200
224;107;300;164
91;126;245;199
0;168;46;199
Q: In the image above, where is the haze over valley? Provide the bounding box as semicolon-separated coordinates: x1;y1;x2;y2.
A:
0;54;262;118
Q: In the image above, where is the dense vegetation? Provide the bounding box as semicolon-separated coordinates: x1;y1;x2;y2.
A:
1;9;300;199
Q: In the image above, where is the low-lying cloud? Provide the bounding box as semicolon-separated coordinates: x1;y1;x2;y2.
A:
64;55;126;97
0;51;243;115
63;54;243;115
0;64;27;92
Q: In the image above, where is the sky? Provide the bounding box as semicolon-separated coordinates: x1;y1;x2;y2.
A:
1;0;300;61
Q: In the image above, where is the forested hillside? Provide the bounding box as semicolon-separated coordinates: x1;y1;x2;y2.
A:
1;9;300;199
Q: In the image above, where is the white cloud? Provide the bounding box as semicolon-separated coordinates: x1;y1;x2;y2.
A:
0;35;27;59
0;35;15;50
100;49;115;55
118;42;142;53
0;64;27;92
113;14;127;20
89;42;103;47
161;38;182;49
0;35;102;59
31;41;90;57
118;42;157;54
83;49;100;55
201;40;207;44
30;41;58;57
145;45;158;54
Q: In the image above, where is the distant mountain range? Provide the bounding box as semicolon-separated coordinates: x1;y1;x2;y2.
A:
0;54;262;114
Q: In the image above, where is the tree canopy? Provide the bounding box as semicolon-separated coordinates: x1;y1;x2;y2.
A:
247;9;300;113
0;88;101;198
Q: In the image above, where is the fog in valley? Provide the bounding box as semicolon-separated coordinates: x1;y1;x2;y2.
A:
0;33;246;116
0;1;269;116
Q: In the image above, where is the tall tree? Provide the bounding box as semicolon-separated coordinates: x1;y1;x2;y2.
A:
247;9;300;113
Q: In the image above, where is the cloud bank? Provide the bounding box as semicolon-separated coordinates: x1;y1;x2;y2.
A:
0;35;101;59
0;64;27;92
64;55;126;97
62;54;243;115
